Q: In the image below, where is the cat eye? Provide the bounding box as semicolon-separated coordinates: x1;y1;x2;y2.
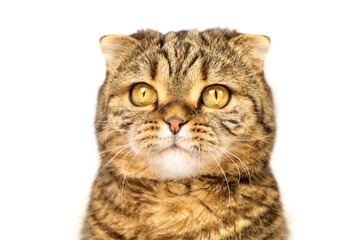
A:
130;83;158;107
201;85;230;109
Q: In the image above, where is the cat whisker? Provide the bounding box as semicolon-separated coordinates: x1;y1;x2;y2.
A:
121;146;140;222
183;150;200;179
205;140;241;185
220;132;275;142
123;149;139;191
121;145;137;178
133;111;148;122
239;122;249;138
205;147;219;173
98;143;131;155
194;147;202;176
205;114;217;126
104;129;130;150
92;143;133;184
207;149;231;224
210;143;251;183
95;121;126;124
122;149;140;191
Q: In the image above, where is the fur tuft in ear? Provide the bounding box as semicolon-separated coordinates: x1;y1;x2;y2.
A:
99;35;140;70
230;34;270;69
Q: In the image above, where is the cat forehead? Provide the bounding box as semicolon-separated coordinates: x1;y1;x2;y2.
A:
134;30;243;86
105;29;270;99
136;44;229;103
102;29;269;77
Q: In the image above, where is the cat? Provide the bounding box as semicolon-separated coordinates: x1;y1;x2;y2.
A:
82;29;288;239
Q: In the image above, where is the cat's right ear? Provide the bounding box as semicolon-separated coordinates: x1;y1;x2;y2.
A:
229;34;270;70
99;35;140;70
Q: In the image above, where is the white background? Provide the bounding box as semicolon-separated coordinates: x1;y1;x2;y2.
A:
0;1;359;239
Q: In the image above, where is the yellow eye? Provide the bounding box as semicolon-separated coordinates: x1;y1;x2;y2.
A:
202;85;230;109
131;83;157;107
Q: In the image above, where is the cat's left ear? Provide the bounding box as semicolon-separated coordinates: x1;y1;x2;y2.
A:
230;34;270;69
99;35;140;70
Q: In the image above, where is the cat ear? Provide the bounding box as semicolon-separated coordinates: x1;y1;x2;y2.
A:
230;34;270;69
99;35;140;70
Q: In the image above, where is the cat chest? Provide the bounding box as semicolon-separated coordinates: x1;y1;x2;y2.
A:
95;183;256;238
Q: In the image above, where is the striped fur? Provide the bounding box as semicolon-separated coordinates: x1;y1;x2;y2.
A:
82;29;288;239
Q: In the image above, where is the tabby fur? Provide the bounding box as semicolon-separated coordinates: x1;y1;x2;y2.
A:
82;29;288;239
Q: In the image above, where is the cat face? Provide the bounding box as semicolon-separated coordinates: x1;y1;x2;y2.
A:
96;29;275;180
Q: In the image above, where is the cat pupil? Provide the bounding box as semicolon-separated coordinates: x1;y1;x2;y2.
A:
209;89;219;100
141;87;146;97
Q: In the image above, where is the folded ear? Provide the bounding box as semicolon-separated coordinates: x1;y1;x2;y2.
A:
100;35;140;70
230;34;270;69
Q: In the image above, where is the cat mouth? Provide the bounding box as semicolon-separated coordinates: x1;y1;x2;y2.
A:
160;144;190;154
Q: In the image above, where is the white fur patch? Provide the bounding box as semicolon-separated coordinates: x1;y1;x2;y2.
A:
147;124;202;180
149;147;201;180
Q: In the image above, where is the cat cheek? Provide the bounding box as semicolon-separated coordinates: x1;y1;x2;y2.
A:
157;123;173;139
176;124;191;139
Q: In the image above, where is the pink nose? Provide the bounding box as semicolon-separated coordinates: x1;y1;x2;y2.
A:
165;118;185;134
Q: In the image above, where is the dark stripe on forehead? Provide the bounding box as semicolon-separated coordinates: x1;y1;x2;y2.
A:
187;55;199;70
175;42;191;75
201;59;210;81
159;49;172;76
150;59;158;80
183;42;191;59
182;55;199;76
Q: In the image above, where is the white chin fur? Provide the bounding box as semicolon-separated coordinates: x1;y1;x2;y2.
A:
149;148;201;180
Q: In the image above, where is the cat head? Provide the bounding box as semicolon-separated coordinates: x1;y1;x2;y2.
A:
95;29;275;181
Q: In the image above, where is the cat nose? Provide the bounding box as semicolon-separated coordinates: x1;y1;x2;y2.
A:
165;117;185;134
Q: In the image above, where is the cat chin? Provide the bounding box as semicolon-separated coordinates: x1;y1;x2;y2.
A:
148;147;202;180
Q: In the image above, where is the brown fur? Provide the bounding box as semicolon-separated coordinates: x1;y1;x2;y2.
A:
82;29;288;239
